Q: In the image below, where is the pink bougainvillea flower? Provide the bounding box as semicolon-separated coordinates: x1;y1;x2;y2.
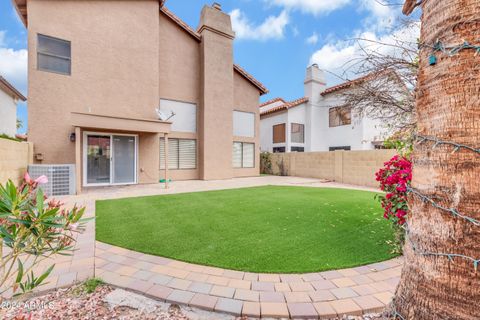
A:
35;175;48;184
24;172;32;184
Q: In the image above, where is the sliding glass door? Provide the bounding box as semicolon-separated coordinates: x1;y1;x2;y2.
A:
86;135;111;184
112;135;136;184
84;133;137;186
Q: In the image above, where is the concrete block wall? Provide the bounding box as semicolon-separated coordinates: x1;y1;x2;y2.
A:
0;139;33;185
268;149;396;188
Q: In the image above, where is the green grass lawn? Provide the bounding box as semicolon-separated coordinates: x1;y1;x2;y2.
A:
96;186;397;273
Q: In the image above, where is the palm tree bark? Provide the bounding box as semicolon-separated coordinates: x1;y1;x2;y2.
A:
395;1;480;319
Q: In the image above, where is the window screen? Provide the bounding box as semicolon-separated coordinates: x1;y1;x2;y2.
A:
233;142;255;168
160;138;196;169
233;111;255;137
329;107;352;127
291;123;304;143
273;124;286;143
37;34;71;75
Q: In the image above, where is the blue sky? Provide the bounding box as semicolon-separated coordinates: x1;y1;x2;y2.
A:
0;0;414;134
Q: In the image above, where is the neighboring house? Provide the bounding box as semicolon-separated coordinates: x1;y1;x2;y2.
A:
0;76;26;137
13;0;267;193
260;64;391;153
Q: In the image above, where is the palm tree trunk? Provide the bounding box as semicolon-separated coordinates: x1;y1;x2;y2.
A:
395;1;480;319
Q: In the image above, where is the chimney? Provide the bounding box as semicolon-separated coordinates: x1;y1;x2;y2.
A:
304;64;326;152
197;4;235;180
304;63;326;103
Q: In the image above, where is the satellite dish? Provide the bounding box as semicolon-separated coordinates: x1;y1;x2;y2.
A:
155;107;175;121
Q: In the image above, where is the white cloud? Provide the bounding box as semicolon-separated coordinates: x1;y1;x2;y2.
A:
310;23;420;85
230;9;289;41
0;31;28;94
266;0;351;15
306;32;318;45
359;0;397;30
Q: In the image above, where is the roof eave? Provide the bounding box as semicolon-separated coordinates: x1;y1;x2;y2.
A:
234;65;269;95
0;76;27;101
12;0;27;27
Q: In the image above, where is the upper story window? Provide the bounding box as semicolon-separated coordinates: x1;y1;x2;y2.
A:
291;123;304;143
272;123;286;143
37;34;71;75
160;99;197;133
233;111;255;137
329;106;352;127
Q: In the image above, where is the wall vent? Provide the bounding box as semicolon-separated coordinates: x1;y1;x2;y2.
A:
28;164;76;196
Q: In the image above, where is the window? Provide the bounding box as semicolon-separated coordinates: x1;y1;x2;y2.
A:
233;142;255;168
273;147;286;153
37;34;71;75
233;111;255;137
329;106;352;127
291;146;304;152
291;123;304;143
329;146;351;151
159;99;197;133
273;123;286;143
160;138;196;169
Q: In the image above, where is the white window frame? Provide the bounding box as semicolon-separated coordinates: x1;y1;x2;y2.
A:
233;110;255;138
37;33;72;75
82;131;138;187
160;138;197;170
233;142;255;169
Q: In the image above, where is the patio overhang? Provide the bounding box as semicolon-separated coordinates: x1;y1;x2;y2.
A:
71;112;171;133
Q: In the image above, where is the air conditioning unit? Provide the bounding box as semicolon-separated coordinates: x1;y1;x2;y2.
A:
28;164;76;196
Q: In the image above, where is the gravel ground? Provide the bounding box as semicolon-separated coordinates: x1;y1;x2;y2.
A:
0;282;394;320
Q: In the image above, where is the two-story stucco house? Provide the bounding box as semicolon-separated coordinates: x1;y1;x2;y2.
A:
13;0;268;193
260;64;390;153
0;76;26;137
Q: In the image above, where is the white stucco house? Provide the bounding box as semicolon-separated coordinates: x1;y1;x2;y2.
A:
0;76;26;137
260;64;392;153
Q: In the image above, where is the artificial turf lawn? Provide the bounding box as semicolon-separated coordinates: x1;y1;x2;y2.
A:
96;186;397;273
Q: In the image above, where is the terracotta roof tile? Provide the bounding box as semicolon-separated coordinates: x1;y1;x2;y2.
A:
260;97;308;116
0;76;26;101
234;64;269;95
160;7;201;41
320;71;386;96
259;97;286;108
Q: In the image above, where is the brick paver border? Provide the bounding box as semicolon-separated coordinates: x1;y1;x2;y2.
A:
95;242;402;319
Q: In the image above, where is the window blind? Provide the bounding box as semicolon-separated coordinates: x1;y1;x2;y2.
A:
233;142;255;168
160;138;196;170
179;139;196;169
232;142;243;168
242;143;254;168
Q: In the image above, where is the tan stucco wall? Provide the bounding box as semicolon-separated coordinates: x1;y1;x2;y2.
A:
28;0;160;165
0;139;33;185
159;13;200;104
198;6;235;180
268;149;396;187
